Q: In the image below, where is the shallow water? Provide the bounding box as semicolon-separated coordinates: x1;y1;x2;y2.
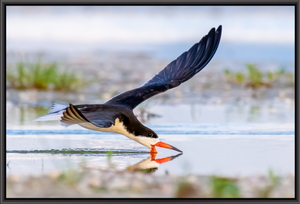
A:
6;103;295;176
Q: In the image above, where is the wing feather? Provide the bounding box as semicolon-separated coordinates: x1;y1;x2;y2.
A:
105;25;222;110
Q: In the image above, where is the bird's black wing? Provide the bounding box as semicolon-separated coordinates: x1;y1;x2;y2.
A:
105;25;222;110
60;104;115;128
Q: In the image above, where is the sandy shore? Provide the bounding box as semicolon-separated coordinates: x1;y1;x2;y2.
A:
6;168;294;198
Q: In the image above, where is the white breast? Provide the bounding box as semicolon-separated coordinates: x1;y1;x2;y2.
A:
78;118;158;149
79;118;133;137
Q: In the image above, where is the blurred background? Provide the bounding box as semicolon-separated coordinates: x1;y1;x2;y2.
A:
6;6;295;123
6;6;295;198
6;5;295;106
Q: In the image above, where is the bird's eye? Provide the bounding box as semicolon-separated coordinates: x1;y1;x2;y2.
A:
148;133;153;137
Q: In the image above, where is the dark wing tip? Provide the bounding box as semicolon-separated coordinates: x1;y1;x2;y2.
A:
216;25;222;38
217;25;222;32
207;25;222;37
208;27;216;34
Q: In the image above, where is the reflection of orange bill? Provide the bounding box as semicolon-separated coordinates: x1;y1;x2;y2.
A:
153;153;183;164
154;157;173;164
154;141;183;153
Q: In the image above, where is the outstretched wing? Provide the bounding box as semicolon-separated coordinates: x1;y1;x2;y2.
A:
105;25;222;110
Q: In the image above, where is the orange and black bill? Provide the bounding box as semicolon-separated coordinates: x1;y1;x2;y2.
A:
153;141;183;153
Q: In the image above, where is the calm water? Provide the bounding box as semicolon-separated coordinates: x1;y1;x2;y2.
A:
6;103;295;176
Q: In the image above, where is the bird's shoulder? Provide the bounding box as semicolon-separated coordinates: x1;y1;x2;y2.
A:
75;104;134;121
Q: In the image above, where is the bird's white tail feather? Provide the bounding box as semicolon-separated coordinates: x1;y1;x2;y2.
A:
49;103;68;114
34;103;68;121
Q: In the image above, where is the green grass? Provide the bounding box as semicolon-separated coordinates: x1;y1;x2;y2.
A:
224;64;293;89
57;158;87;186
258;169;280;198
247;64;263;88
7;61;88;92
286;72;295;87
107;150;114;160
57;169;84;186
210;176;240;198
107;150;117;169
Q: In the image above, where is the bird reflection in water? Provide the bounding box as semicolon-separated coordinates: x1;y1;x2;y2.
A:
126;152;183;173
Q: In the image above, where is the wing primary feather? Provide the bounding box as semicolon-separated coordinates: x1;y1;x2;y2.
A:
184;43;198;69
175;52;187;70
170;59;175;74
189;36;207;68
104;25;222;110
199;26;222;70
194;29;215;69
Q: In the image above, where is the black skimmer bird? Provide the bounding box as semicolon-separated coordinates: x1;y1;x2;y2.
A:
35;25;222;153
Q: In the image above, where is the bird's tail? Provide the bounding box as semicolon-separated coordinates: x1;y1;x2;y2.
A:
34;103;68;121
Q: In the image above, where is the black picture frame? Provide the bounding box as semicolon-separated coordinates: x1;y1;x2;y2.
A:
1;1;299;203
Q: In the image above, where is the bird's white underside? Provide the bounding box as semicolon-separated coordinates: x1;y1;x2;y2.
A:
137;158;160;169
128;157;160;170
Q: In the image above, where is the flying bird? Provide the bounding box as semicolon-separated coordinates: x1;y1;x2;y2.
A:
35;25;222;153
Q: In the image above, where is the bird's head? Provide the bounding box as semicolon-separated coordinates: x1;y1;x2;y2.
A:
133;128;182;153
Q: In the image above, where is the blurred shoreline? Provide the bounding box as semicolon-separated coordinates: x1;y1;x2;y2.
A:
6;168;295;198
6;52;294;108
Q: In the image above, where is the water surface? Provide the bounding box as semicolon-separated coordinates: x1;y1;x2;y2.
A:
6;103;295;176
